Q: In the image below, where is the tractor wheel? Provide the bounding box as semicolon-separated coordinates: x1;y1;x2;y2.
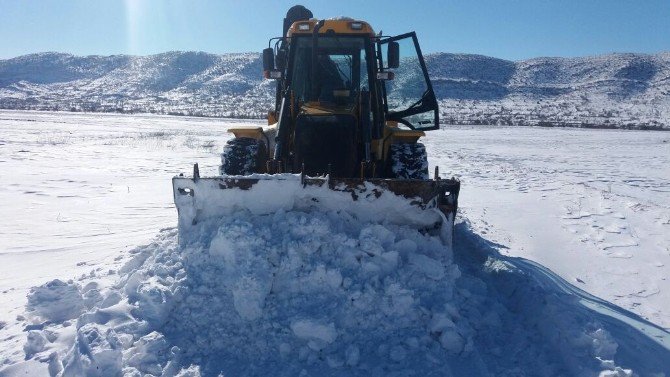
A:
387;143;429;180
220;137;267;175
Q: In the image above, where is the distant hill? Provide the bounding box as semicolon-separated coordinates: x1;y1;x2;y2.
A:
425;52;670;128
1;51;668;129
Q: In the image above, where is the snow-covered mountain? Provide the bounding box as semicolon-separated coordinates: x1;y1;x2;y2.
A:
428;52;670;129
1;51;669;128
0;52;272;118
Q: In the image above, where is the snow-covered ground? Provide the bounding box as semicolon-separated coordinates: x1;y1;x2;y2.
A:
0;110;251;373
425;126;670;328
0;110;668;376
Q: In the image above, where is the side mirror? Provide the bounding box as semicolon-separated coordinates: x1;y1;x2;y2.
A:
387;41;400;69
262;48;275;71
262;47;282;79
276;49;287;71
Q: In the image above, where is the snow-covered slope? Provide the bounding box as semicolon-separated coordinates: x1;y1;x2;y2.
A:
431;53;670;128
0;52;273;118
1;51;669;128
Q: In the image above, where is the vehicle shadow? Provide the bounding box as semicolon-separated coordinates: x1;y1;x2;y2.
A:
452;221;670;375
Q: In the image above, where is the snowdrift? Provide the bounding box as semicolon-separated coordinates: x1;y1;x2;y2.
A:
7;204;669;376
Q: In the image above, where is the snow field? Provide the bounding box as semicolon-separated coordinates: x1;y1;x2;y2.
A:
424;126;670;328
0;111;252;368
1;111;669;375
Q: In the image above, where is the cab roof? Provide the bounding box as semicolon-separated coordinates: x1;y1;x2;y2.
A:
287;19;375;37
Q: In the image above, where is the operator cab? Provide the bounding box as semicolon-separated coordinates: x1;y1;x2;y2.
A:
261;7;440;177
264;17;439;132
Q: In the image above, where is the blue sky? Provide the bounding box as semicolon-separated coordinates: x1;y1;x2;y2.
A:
1;0;668;60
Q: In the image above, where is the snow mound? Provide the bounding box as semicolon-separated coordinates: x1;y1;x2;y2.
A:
26;279;85;323
13;212;665;375
61;323;123;376
122;210;466;375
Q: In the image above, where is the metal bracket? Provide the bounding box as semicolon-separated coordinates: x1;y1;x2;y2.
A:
193;163;200;182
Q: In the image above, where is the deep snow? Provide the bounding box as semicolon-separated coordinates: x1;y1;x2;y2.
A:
0;111;669;376
9;212;667;376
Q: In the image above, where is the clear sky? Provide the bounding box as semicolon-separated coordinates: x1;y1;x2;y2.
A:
1;0;668;61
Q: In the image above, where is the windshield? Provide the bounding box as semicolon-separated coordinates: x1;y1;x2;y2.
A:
290;36;369;106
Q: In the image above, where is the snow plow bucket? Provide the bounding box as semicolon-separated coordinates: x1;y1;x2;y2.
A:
173;172;460;246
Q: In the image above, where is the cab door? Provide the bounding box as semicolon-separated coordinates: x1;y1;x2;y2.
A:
378;32;439;130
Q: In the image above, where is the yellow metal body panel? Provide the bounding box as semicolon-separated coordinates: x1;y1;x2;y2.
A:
267;111;277;125
301;102;356;116
376;122;425;162
287;19;375;37
228;127;265;140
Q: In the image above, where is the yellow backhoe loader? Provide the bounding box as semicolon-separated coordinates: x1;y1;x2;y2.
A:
173;5;460;245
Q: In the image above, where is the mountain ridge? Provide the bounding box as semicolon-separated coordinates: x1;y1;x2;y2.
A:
1;51;668;128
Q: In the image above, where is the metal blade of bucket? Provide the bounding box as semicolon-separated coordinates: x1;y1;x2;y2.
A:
173;174;459;245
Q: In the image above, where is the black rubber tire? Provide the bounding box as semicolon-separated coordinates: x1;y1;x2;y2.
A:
220;137;267;175
387;143;429;180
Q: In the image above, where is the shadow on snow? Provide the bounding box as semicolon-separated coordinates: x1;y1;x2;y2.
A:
453;221;670;375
